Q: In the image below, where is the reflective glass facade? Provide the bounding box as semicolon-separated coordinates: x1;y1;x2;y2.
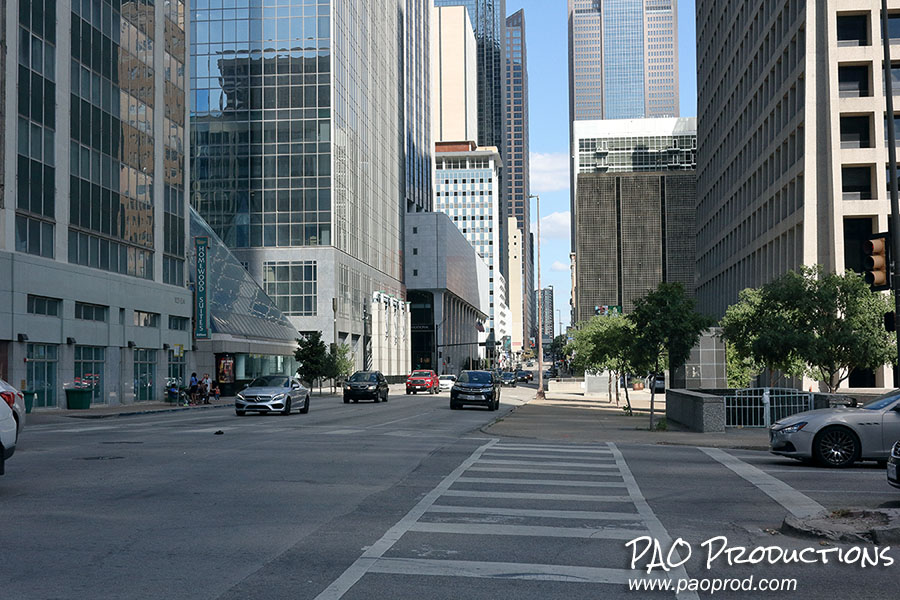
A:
403;0;433;213
603;0;644;119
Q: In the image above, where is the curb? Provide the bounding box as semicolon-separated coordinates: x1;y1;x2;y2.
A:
781;509;900;544
63;403;233;419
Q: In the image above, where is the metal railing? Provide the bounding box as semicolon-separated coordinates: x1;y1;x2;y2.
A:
724;387;813;428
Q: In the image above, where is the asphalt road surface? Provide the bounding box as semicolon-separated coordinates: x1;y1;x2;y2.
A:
2;385;899;599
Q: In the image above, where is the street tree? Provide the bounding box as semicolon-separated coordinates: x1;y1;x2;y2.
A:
294;332;329;394
628;282;714;429
550;334;569;362
569;315;637;412
323;343;355;393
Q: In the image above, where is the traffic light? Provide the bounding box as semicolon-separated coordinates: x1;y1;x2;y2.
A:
864;233;891;291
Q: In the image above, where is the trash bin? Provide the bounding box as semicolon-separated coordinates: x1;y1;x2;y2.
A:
22;390;36;414
65;387;93;410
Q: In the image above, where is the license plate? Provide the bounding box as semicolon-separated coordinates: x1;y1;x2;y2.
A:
461;394;482;400
889;463;897;481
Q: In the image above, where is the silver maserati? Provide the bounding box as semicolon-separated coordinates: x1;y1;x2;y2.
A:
769;389;900;467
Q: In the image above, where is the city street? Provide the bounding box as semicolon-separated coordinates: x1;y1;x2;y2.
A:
2;386;899;599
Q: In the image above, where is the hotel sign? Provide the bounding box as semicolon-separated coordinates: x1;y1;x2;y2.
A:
195;237;210;339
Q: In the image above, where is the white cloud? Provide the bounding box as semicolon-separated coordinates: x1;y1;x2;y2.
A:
529;152;570;194
530;211;571;241
550;261;569;272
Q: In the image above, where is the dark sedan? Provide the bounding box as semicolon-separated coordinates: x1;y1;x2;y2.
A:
343;371;390;403
500;372;517;387
450;370;500;411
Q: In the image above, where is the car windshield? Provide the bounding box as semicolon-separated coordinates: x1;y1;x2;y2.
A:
502;373;515;379
862;390;900;410
249;376;290;388
439;375;456;380
458;371;491;384
412;371;431;377
349;372;377;383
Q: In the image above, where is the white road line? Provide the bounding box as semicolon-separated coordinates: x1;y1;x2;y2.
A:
312;439;499;600
368;413;434;428
491;446;612;454
700;447;826;519
441;490;632;502
481;452;616;461
466;466;622;476
608;443;699;600
368;557;662;585
47;426;117;433
408;522;644;540
456;477;626;488
322;429;364;435
478;459;618;469
427;505;642;521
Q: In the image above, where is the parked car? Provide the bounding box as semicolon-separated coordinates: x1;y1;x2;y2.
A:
235;375;310;416
406;370;439;395
888;440;900;489
648;374;665;393
344;371;390;403
0;401;17;475
500;372;517;387
516;370;530;382
450;370;500;411
769;389;900;467
0;378;26;440
438;374;457;392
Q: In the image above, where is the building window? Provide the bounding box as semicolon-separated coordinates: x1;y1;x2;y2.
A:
842;166;874;200
168;316;189;331
837;14;869;46
74;346;105;404
263;261;317;316
26;343;58;408
838;65;870;97
74;302;107;322
134;349;157;402
840;115;872;148
134;310;160;328
27;294;60;316
168;349;186;385
16;215;54;257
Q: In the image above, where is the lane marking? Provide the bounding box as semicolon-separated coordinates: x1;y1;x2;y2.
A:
407;522;644;540
478;459;618;469
368;413;436;428
491;446;613;454
481;452;617;461
313;439;499;600
466;466;622;476
456;477;626;488
368;557;663;584
426;505;642;521
608;443;699;600
322;429;364;435
441;490;632;502
699;447;825;519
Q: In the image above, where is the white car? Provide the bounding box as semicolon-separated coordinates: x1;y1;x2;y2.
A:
0;377;26;439
0;401;16;475
438;375;457;392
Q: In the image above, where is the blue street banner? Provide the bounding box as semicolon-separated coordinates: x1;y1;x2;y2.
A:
195;237;210;339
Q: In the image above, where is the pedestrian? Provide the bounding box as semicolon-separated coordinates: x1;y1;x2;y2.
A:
213;385;221;401
189;372;199;404
201;373;213;404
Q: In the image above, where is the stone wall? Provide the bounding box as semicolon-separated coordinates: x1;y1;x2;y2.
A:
665;389;725;432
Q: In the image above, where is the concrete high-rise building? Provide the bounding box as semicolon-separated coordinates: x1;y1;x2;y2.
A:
505;8;532;362
432;5;478;143
568;0;678;122
507;216;523;356
572;118;697;321
695;0;900;388
190;1;428;375
1;0;192;407
537;286;554;343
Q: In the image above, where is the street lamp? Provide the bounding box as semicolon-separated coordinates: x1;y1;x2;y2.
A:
529;194;545;400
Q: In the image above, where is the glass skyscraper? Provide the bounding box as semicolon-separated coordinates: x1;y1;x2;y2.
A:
190;0;429;368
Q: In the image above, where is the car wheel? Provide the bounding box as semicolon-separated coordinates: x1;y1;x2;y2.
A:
299;395;310;414
235;409;246;416
373;394;380;403
406;390;411;395
343;395;350;404
382;391;389;402
450;401;459;410
813;426;860;468
281;399;292;416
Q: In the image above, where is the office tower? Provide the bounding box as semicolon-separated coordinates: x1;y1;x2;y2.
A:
572;118;697;320
537;286;554;342
190;0;428;374
433;142;509;352
695;0;900;388
505;8;532;362
1;0;192;406
507;216;523;355
432;5;478;143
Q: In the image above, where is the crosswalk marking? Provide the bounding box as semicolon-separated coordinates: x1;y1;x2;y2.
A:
440;489;633;502
456;476;627;488
466;465;622;476
426;505;641;521
477;458;619;469
407;522;645;540
487;446;613;454
480;452;617;461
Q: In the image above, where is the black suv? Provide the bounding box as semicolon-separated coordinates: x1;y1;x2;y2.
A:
450;370;500;411
343;371;390;403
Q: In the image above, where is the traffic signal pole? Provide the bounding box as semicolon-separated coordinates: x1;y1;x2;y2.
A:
883;0;900;379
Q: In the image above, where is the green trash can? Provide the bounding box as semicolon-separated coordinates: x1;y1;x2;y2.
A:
65;387;93;410
22;390;36;414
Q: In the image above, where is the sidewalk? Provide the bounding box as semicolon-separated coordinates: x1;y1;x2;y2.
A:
485;388;770;450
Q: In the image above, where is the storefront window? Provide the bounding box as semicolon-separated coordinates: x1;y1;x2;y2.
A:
134;349;157;402
27;343;58;407
168;349;186;385
74;346;105;404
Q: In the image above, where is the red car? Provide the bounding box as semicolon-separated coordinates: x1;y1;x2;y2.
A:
406;370;439;394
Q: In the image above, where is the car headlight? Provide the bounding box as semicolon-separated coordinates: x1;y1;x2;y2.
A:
892;441;900;458
273;393;286;400
236;393;244;401
775;421;807;434
343;383;350;389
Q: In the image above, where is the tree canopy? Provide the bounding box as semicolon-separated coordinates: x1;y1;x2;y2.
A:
294;331;330;387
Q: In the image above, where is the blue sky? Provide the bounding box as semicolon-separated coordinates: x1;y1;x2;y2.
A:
510;0;696;330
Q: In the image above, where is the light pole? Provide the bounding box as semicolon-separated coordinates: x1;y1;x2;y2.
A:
529;194;545;400
882;0;900;378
